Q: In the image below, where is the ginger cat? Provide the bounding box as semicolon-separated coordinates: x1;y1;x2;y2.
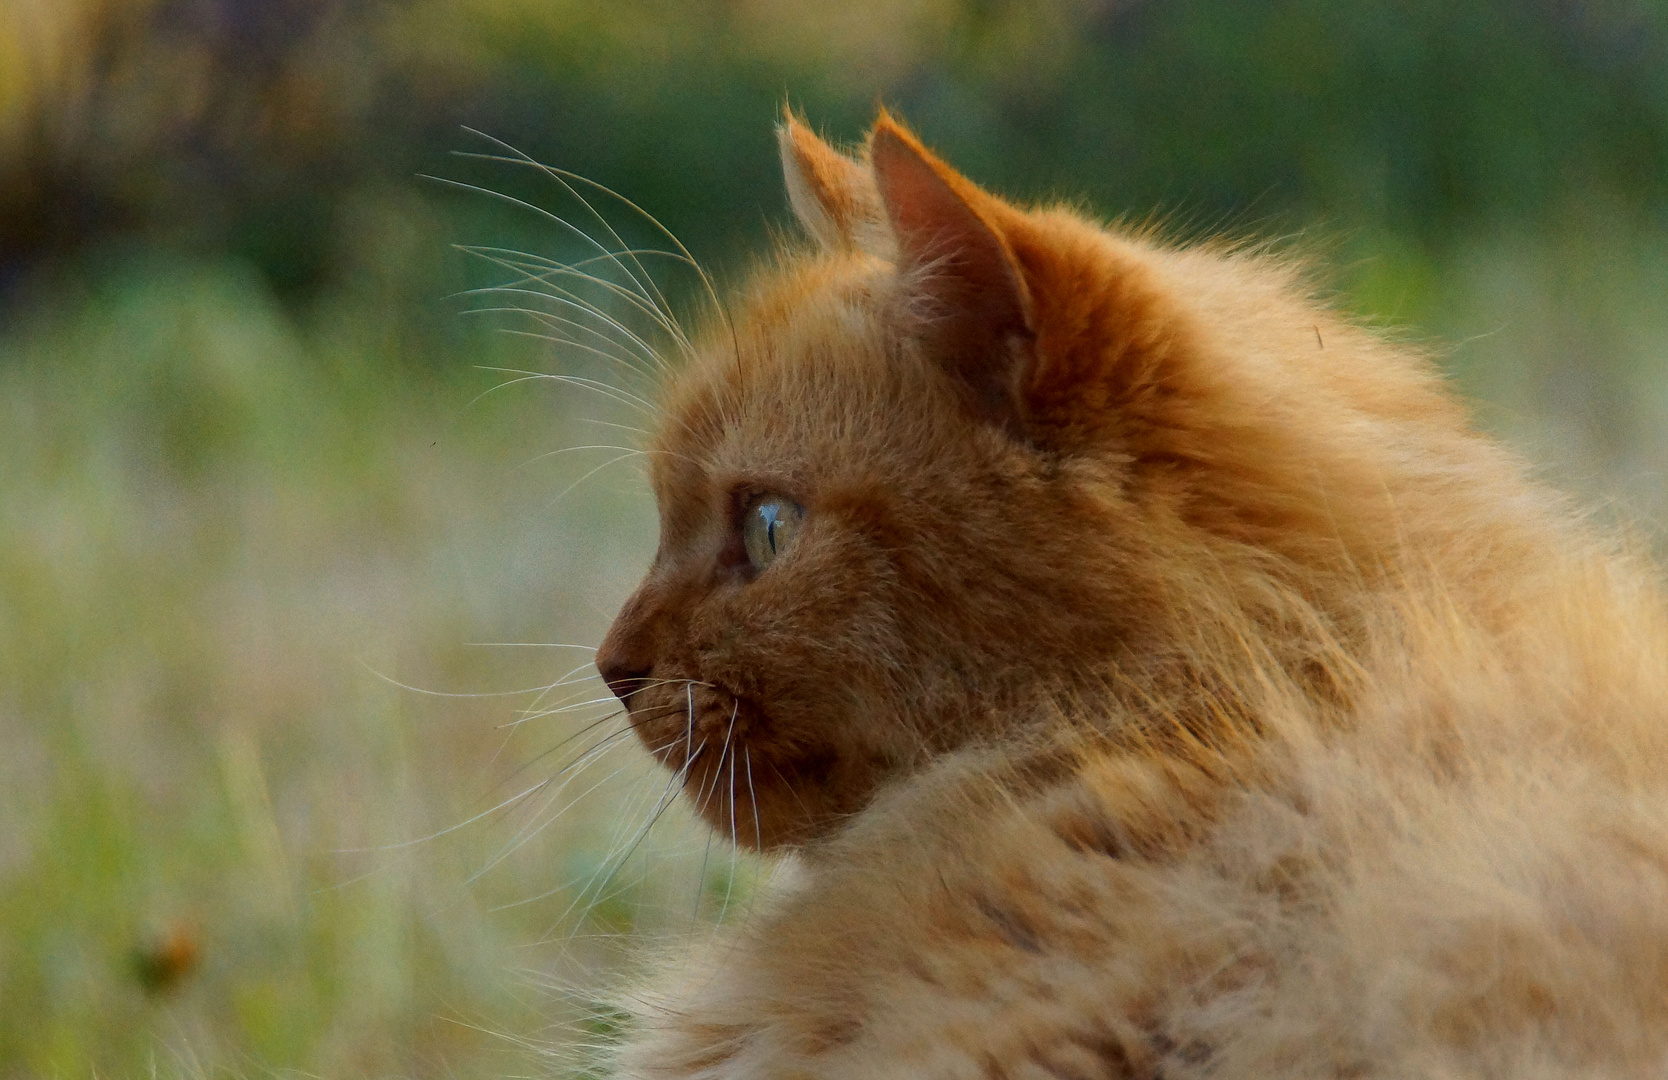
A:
591;111;1668;1078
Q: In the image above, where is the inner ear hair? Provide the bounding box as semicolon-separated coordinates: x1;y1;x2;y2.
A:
778;111;875;252
870;120;1035;438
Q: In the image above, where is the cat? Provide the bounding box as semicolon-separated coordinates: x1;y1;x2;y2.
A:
589;110;1668;1078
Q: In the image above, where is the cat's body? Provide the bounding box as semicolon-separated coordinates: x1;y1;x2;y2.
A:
593;113;1668;1078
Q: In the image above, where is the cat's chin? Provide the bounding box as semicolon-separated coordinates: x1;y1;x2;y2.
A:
623;682;877;850
624;683;794;849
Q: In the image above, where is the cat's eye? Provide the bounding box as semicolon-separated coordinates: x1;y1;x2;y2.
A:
741;496;805;572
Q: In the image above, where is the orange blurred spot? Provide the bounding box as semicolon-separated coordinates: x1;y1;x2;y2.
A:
133;922;200;995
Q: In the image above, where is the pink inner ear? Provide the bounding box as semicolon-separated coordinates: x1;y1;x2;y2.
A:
871;125;1033;433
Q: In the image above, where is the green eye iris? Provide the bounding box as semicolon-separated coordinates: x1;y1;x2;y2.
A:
742;497;805;572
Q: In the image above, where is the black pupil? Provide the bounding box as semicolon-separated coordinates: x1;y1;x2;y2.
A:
760;503;781;552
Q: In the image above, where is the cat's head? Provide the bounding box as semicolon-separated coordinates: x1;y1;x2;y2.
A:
594;111;1456;849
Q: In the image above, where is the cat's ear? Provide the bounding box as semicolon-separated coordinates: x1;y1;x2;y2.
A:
869;114;1033;436
777;110;881;252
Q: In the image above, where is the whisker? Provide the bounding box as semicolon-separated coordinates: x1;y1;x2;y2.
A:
424;170;693;361
538;735;705;925
464;249;688;361
483;689;710;887
554;451;640;505
479;710;627;816
575;415;651;439
693;702;740;921
333;774;554;853
458;368;640;418
501;692;624;723
547;433;706;472
465;292;665;381
474;365;659;417
612;675;717;693
744;747;761;852
766;756;814;822
454;135;718;351
505;443;646;478
460;259;671;371
458;243;703;281
483;755;664;901
469;726;645;883
684;682;697;769
716;718;740;925
466;316;655;385
450;154;682;345
464;641;598;651
510;657;610;727
510;661;612;719
358;660;591;701
495;713;622;784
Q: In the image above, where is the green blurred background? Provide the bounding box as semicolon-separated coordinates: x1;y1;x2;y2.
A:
2;0;1666;1075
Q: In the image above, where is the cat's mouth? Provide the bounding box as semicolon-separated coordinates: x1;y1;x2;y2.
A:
625;679;749;777
620;678;837;849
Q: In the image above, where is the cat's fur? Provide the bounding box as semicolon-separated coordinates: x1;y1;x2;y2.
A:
592;111;1668;1078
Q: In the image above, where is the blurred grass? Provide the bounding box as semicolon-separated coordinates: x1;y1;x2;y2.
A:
2;0;1667;1077
0;253;736;1077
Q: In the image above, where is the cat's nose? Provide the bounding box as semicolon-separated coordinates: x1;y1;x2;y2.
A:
598;586;662;705
596;646;652;705
596;619;655;705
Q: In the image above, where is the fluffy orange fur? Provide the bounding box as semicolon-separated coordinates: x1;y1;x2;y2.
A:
592;111;1668;1078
